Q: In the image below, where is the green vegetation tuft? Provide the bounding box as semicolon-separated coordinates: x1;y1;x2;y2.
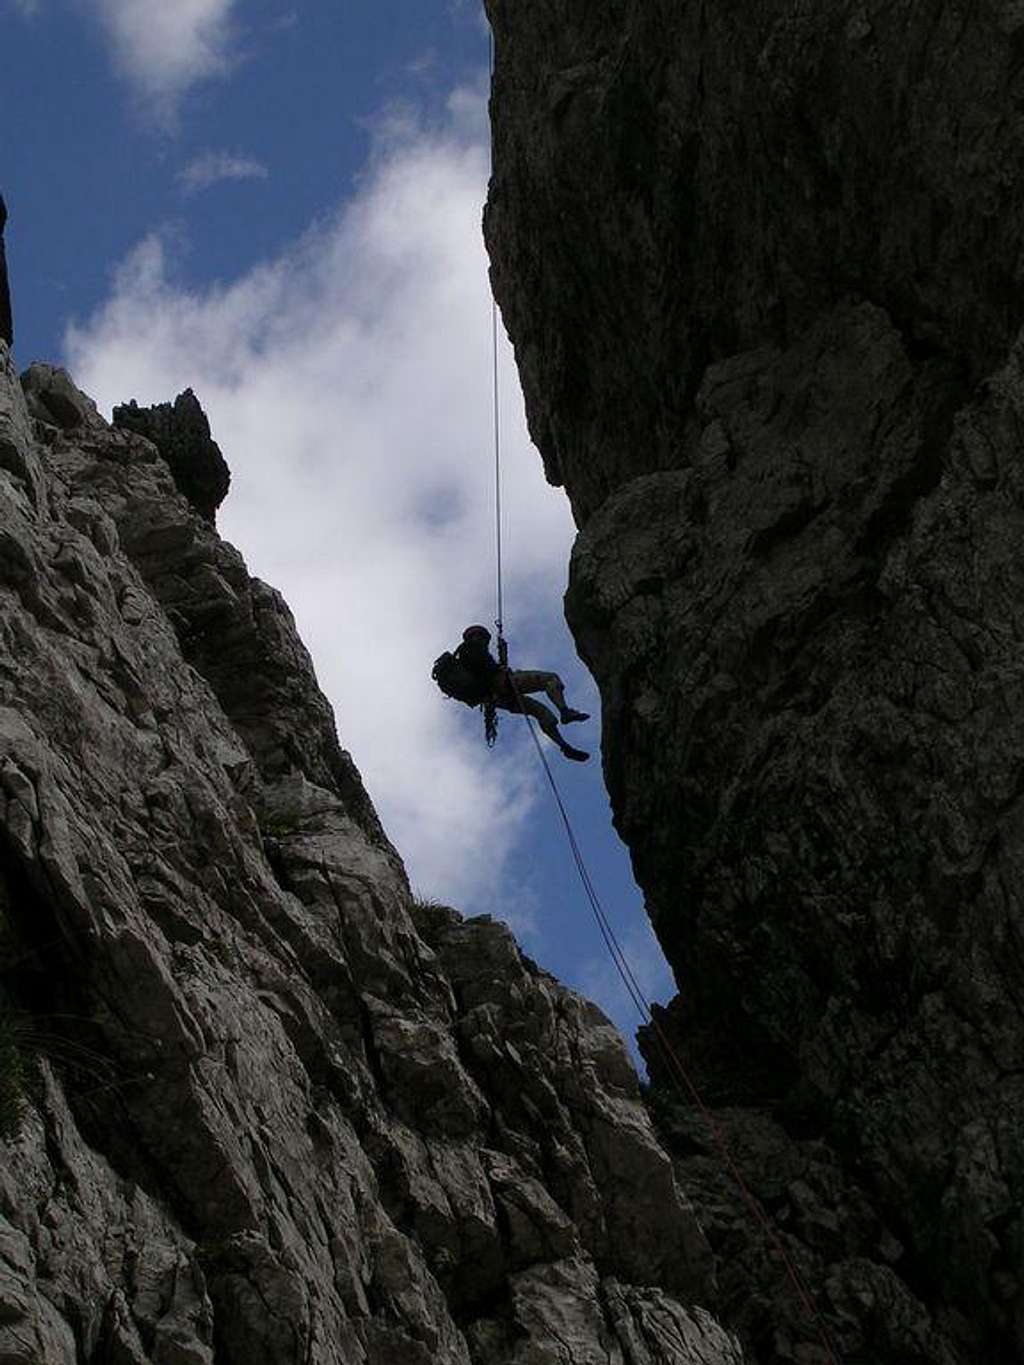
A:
410;894;446;914
408;893;461;945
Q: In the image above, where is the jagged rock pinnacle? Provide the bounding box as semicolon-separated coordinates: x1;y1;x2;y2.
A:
113;389;231;524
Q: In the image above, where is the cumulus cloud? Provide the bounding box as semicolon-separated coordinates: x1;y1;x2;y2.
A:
178;152;269;194
88;0;237;117
65;84;583;914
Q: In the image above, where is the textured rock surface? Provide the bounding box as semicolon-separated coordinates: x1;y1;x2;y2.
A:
484;1;1024;1361
22;362;107;432
0;348;740;1363
113;391;231;523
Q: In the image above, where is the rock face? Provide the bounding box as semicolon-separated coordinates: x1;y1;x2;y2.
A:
113;391;231;523
484;2;1024;1362
0;349;740;1363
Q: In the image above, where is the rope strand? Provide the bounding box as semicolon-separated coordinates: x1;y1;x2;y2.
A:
489;27;504;644
482;25;837;1357
492;294;503;640
505;677;842;1365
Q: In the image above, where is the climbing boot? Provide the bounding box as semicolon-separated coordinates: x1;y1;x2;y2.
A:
561;744;589;762
560;708;590;724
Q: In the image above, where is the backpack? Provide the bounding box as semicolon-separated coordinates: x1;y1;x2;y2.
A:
432;652;488;707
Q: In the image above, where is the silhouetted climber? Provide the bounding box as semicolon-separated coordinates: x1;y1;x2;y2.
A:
434;625;591;761
0;194;12;349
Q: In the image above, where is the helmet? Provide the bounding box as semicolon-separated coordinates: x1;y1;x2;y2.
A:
462;624;491;642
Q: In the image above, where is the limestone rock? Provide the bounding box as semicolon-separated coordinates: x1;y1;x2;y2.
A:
0;345;43;513
0;353;733;1363
0;1066;213;1365
484;0;1024;1359
21;362;107;432
113;390;231;523
465;1260;742;1365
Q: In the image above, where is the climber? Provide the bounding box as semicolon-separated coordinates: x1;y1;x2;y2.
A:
442;625;591;762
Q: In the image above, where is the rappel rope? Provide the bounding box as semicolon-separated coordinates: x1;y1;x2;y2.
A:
492;292;505;664
484;231;840;1365
507;674;842;1365
483;288;504;751
490;25;506;671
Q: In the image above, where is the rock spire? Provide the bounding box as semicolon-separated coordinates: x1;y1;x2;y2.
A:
114;389;231;524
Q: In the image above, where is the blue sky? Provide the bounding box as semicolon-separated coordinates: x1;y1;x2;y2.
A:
3;0;675;1063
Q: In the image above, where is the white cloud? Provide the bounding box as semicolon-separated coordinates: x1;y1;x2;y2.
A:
65;85;582;910
178;152;269;194
88;0;237;117
11;0;39;14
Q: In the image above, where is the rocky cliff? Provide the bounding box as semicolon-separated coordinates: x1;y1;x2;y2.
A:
484;2;1024;1362
0;349;740;1363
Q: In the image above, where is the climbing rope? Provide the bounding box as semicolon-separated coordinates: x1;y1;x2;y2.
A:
506;678;842;1364
489;27;505;659
482;34;838;1359
487;280;506;751
492;292;504;655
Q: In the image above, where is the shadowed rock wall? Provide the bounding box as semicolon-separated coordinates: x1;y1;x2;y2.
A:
485;1;1024;1361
